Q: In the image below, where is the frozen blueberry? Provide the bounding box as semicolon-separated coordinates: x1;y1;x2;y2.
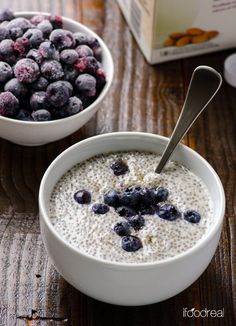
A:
74;56;99;74
110;159;129;176
23;28;43;47
14;58;40;83
0;61;12;83
46;80;72;107
75;73;96;97
75;45;93;58
49;29;75;51
31;76;49;91
76;93;93;108
15;109;32;121
26;49;43;64
31;109;51;121
30;14;45;25
158;204;181;221
0;39;17;64
63;64;79;82
127;215;145;231
95;67;106;89
60;49;78;64
93;45;102;62
184;210;201;224
0;8;14;22
39;41;58;60
92;203;109;215
104;189;120;207
74;189;91;204
116;206;137;218
7;17;33;32
49;15;63;29
30;91;50;111
4;78;28;97
73;32;89;46
37;19;53;38
56;96;83;118
153;187;169;203
113;221;131;236
121;235;142;252
13;37;31;55
0;26;9;41
41;59;64;81
9;27;23;40
0;91;19;117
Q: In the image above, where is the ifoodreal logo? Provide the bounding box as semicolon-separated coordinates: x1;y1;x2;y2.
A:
183;307;224;318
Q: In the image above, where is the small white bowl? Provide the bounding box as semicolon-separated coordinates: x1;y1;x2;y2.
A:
0;12;114;146
39;132;225;306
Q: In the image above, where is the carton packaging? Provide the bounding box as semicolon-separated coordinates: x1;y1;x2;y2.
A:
117;0;236;64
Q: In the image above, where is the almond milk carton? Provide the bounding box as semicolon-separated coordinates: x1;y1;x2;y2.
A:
117;0;236;64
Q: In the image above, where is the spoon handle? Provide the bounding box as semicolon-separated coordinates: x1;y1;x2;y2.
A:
155;66;222;174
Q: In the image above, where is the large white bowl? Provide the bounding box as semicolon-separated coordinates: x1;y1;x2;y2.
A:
39;132;225;306
0;12;114;146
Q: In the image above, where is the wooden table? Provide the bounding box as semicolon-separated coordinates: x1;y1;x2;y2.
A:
0;0;235;325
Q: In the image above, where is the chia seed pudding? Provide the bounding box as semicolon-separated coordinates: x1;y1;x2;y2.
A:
49;151;213;264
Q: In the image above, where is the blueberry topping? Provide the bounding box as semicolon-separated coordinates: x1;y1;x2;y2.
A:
153;187;169;203
139;205;156;215
92;203;109;215
113;221;131;236
104;190;120;207
116;206;137;217
127;215;145;230
138;187;156;206
74;190;91;204
31;109;51;121
184;210;201;224
158;204;181;221
119;187;139;207
110;159;129;176
121;235;142;252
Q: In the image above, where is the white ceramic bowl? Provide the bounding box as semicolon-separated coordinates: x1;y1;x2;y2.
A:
39;132;225;306
0;12;114;146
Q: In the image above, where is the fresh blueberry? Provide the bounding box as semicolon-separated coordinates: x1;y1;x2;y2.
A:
4;78;28;98
23;28;43;47
63;64;79;82
75;73;96;97
46;81;72;107
0;91;19;117
119;187;139;207
116;206;137;218
49;15;63;29
153;187;169;203
184;210;201;224
110;159;129;176
75;45;93;58
0;8;14;22
127;215;145;230
37;19;53;38
30;91;50;111
60;49;78;64
158;204;181;221
121;235;142;252
104;189;120;207
113;221;131;236
14;109;32;121
49;29;75;51
13;37;31;55
138;187;156;206
31;109;51;121
14;58;40;83
55;96;83;118
0;26;9;41
39;41;58;60
30;14;45;25
9;27;23;40
0;61;12;83
139;205;156;215
26;49;43;64
74;56;99;75
92;203;109;215
0;39;17;64
74;189;91;204
41;59;64;81
31;76;49;91
7;17;33;32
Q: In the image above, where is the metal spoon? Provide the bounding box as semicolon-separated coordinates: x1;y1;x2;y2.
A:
155;65;222;174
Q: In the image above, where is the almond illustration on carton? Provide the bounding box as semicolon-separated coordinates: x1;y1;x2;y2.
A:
205;30;219;39
176;36;192;47
169;32;186;40
191;34;209;44
163;38;175;47
186;27;204;36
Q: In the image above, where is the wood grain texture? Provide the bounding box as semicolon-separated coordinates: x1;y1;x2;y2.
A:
0;0;235;325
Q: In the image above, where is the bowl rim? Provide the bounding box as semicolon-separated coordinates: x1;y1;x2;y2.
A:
0;11;114;125
39;132;225;270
